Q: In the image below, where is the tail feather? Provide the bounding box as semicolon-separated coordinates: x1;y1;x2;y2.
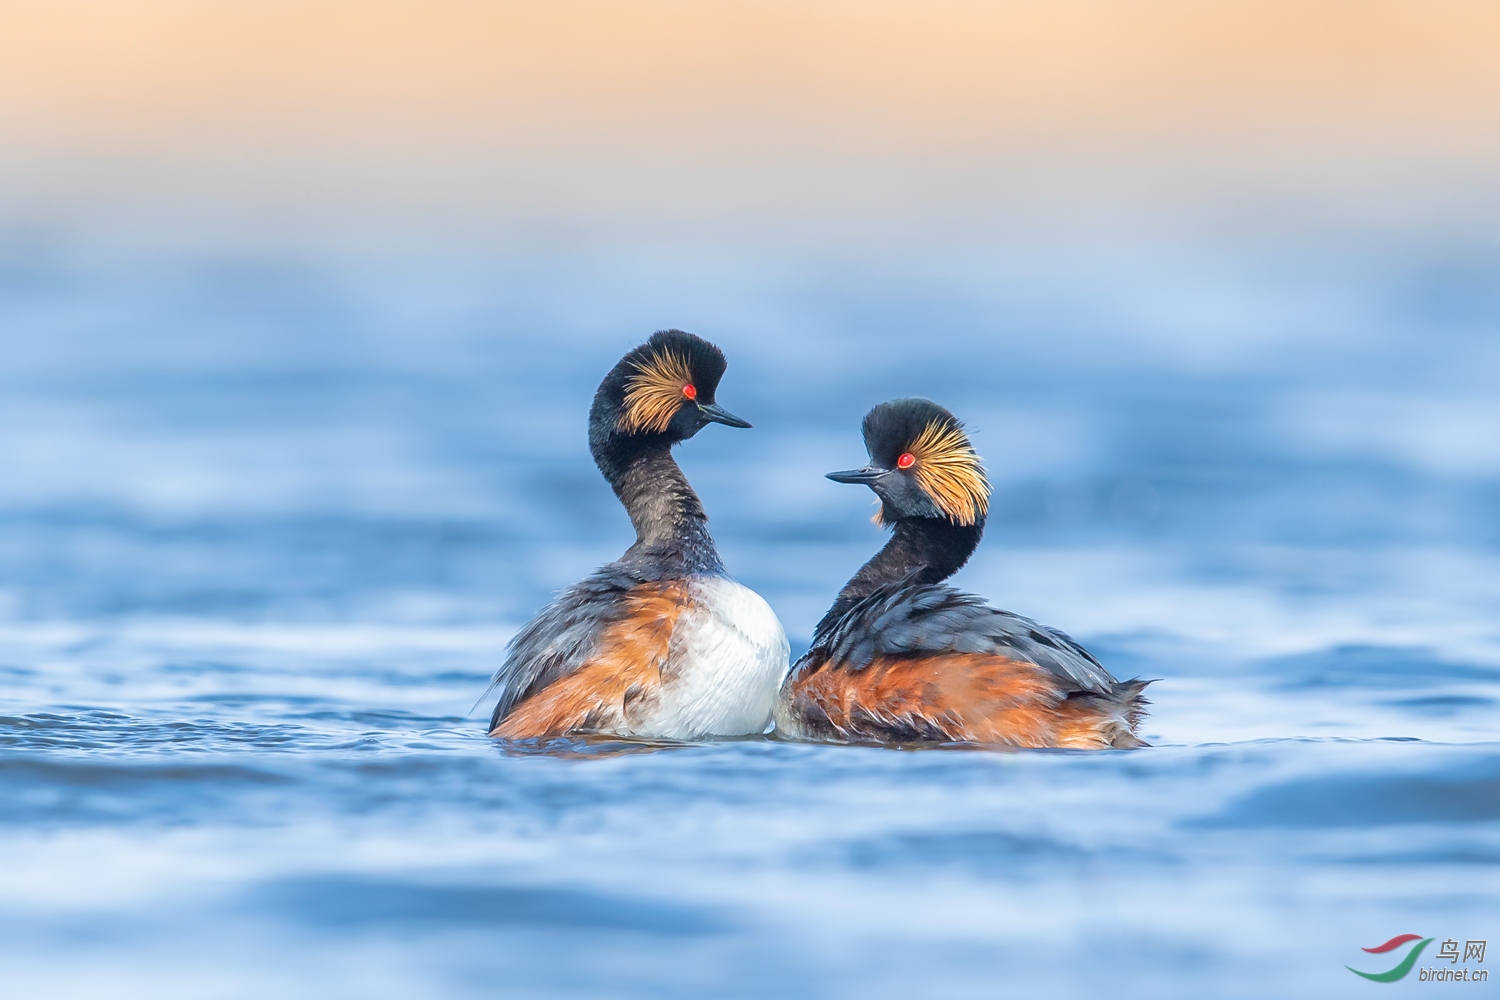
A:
1106;677;1154;748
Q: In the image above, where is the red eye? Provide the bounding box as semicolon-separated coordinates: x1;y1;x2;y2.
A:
682;383;697;399
896;452;915;469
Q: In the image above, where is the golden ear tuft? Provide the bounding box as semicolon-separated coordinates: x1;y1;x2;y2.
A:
618;349;695;434
906;419;989;526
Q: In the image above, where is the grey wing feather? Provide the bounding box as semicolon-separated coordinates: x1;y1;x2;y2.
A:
822;582;1115;694
486;565;640;729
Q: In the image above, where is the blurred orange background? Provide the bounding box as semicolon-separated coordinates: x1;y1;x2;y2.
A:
2;0;1497;256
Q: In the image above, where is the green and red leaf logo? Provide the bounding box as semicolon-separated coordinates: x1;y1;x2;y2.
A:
1348;934;1434;982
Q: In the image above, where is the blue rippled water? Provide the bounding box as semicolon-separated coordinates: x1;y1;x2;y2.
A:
1;236;1498;999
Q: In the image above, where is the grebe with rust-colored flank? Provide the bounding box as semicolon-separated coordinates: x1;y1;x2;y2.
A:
775;398;1149;749
488;330;789;742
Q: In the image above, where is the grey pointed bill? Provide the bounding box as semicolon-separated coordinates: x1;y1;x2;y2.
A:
826;467;887;484
699;402;752;428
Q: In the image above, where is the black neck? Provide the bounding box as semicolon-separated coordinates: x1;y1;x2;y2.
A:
594;435;724;577
816;517;983;635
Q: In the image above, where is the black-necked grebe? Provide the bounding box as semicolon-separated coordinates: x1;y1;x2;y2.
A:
489;330;789;741
775;398;1148;749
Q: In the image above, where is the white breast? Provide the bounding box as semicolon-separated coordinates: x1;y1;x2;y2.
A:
635;576;790;740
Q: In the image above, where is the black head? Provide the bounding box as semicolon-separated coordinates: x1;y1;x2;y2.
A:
589;330;750;460
827;398;989;526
